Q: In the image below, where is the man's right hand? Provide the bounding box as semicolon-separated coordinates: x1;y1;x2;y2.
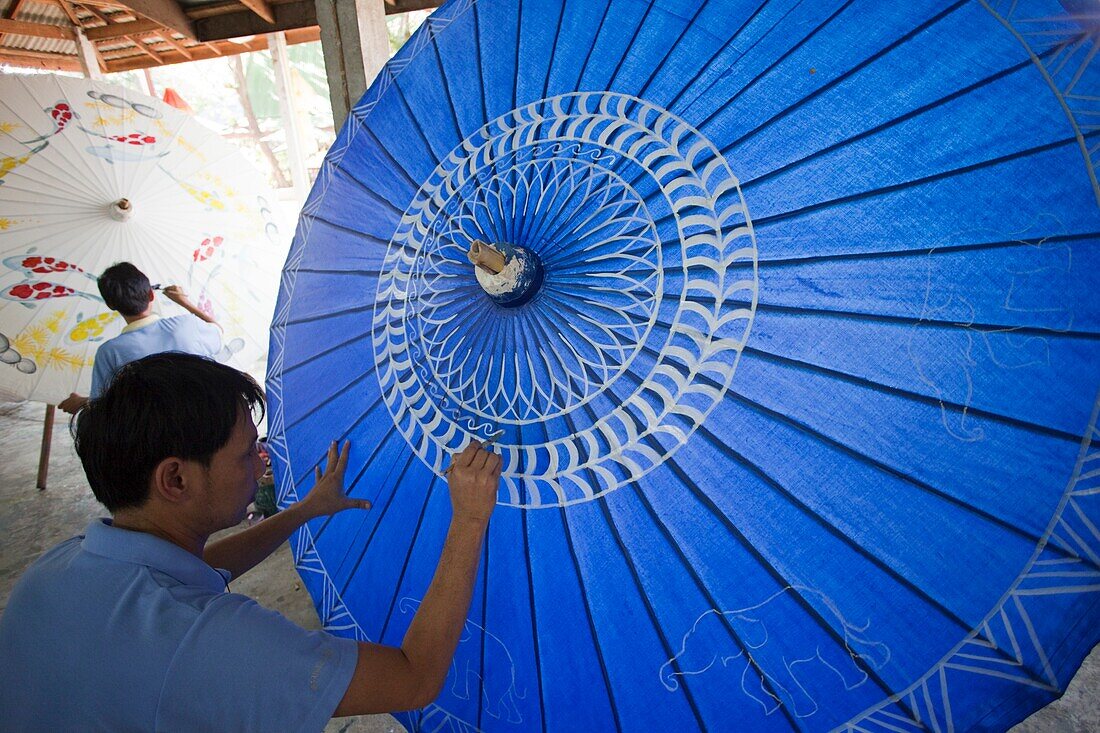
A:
58;393;88;415
334;440;503;717
161;285;190;307
446;441;502;526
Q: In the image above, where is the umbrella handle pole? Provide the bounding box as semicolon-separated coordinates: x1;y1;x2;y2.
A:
37;404;55;491
468;240;506;274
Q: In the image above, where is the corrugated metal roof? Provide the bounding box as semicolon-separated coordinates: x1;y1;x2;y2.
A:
0;0;78;58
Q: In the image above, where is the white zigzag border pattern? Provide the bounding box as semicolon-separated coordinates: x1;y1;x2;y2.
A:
980;0;1100;205
841;393;1100;733
265;0;475;642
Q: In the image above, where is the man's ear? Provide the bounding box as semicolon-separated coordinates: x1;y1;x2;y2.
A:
148;289;155;303
150;457;191;504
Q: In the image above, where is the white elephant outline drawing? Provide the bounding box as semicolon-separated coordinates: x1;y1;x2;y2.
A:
907;216;1073;443
659;585;890;719
400;597;526;725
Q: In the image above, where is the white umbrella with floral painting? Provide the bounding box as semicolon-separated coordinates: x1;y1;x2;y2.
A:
0;73;287;484
0;73;287;398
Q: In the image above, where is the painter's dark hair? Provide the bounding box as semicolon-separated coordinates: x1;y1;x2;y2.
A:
72;352;265;512
97;262;152;317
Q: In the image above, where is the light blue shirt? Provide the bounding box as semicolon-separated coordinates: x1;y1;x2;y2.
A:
0;520;358;732
90;314;222;397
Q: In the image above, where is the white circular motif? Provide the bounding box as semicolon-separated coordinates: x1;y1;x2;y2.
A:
374;92;758;508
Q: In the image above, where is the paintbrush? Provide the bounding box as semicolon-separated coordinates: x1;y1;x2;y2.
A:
442;430;503;476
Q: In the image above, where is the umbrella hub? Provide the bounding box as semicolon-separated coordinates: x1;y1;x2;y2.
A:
468;239;544;308
109;198;134;222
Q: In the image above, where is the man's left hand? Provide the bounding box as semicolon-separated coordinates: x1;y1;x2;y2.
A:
300;440;372;519
58;393;88;415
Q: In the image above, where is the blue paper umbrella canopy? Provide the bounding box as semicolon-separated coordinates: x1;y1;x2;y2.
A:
267;1;1100;730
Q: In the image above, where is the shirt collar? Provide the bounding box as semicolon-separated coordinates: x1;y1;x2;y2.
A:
120;313;161;334
81;518;231;592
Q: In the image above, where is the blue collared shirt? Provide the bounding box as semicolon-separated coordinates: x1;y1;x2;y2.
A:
0;520;358;732
90;314;222;397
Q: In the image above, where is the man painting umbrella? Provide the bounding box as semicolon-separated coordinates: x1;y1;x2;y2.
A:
58;262;221;415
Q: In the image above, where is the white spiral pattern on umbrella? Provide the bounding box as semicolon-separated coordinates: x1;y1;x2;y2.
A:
374;92;758;508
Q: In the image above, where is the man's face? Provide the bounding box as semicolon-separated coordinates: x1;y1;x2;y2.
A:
196;407;266;530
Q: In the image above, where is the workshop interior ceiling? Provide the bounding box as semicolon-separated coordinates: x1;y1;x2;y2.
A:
0;0;441;74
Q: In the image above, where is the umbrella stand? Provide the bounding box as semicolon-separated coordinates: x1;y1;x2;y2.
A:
36;404;54;490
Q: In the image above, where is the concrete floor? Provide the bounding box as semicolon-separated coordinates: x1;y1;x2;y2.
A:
0;399;1096;732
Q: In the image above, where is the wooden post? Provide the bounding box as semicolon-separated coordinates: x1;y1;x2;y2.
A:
143;67;157;97
315;0;389;129
268;31;310;198
74;28;103;79
36;404;55;490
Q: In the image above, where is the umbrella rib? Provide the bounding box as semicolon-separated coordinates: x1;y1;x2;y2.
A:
738;55;1049;193
697;417;1067;686
471;3;489;127
656;451;923;726
515;422;550;731
594;494;709;731
556;508;624;733
337;451;421;599
569;0;615;93
538;0;569;99
604;362;927;720
684;297;1092;439
359;118;423;193
305;394;392;532
611;350;1068;681
748;133;1096;229
284;303;373;328
690;416;1007;637
632;0;712;102
666;0;799;114
706;0;968;150
280;329;375;379
661;293;1100;345
377;475;444;643
518;351;622;731
636;131;1094;237
391;79;445;163
718;373;1088;566
429;33;469;142
568;398;730;732
331;165;404;216
1;159;106;208
510;0;519;108
621;473;813;733
283;358;382;433
725;231;1099;269
603;0;656;92
690;0;860;134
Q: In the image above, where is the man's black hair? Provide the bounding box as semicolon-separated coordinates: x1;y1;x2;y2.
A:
72;352;266;512
97;262;152;317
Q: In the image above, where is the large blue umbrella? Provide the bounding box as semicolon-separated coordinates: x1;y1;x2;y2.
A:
266;1;1100;730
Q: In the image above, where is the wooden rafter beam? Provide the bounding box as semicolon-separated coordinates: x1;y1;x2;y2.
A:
84;18;161;41
189;0;311;42
102;24;318;71
148;29;192;59
188;0;442;43
0;18;76;40
237;0;274;24
0;0;30;44
109;0;194;39
0;47;83;71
